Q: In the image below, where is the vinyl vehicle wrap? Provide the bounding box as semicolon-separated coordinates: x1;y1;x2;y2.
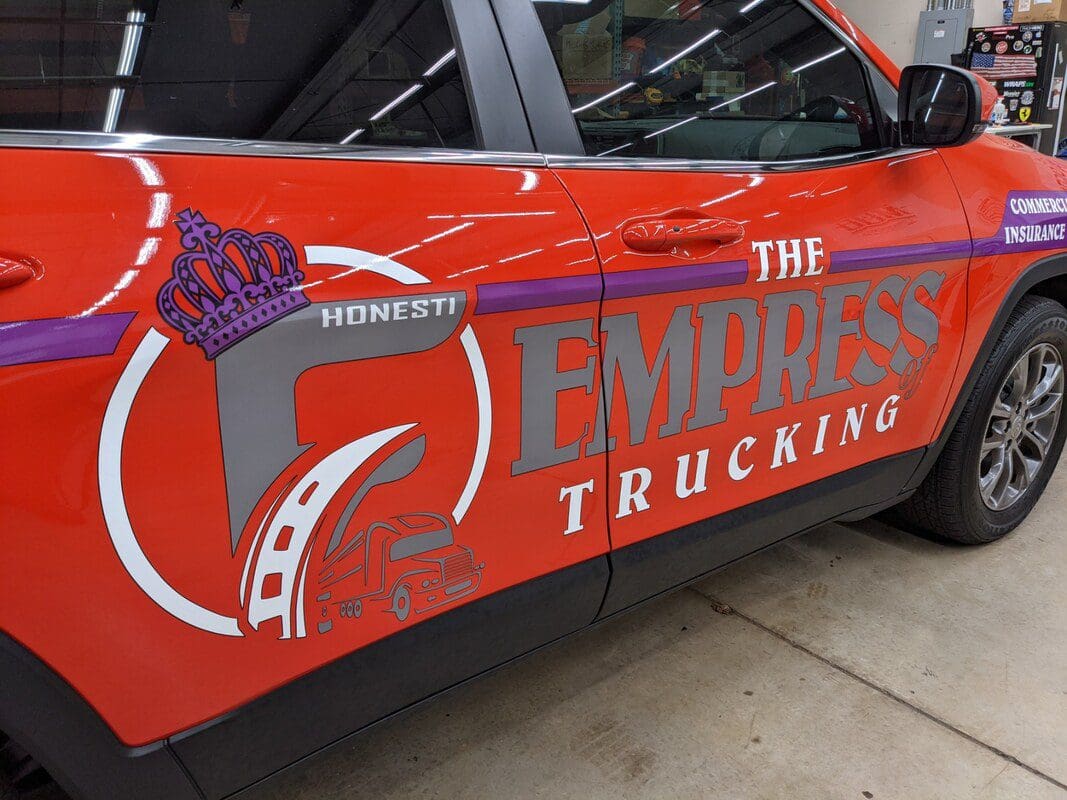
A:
2;1;1067;798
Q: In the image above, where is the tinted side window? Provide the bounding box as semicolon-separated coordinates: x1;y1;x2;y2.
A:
0;0;477;149
531;0;881;161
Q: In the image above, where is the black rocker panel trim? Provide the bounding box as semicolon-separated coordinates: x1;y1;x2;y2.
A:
173;556;610;799
0;633;200;800
600;449;924;617
904;252;1067;491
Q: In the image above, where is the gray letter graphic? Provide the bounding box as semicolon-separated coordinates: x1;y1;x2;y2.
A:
587;307;695;454
752;290;819;414
215;293;465;552
688;298;760;431
810;280;872;399
892;271;945;373
856;274;907;384
512;319;598;476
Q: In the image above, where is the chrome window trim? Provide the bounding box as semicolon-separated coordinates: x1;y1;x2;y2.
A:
0;129;547;167
545;147;929;173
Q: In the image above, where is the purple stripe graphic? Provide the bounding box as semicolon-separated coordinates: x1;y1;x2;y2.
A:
0;312;136;367
973;236;1066;257
605;260;748;300
475;274;602;314
829;240;973;273
476;260;748;314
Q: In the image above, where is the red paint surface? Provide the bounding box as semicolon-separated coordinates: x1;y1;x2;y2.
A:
2;34;1067;750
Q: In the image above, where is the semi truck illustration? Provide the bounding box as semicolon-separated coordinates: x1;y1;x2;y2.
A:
318;512;484;625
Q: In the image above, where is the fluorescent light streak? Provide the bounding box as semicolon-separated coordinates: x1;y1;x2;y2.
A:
498;248;544;264
103;88;125;133
447;264;490;279
708;81;775;112
102;10;146;134
129;156;161;186
930;74;946;104
422;222;474;243
116;10;146;76
340;128;365;144
644;115;698;139
792;46;847;74
427;211;557;219
147;192;170;229
597;142;635;156
700;189;744;207
649;29;721;73
925;74;947;123
370;84;421;121
76;269;140;316
424;48;457;77
740;0;764;12
679;0;710;18
520;170;539;192
572;81;636;114
135;238;160;266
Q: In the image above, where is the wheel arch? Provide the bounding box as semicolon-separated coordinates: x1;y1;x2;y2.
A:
0;631;200;800
1023;272;1067;311
904;251;1067;492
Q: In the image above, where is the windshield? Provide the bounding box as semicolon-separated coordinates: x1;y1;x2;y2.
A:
389;529;453;561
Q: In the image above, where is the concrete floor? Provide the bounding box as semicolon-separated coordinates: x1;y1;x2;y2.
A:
5;470;1066;800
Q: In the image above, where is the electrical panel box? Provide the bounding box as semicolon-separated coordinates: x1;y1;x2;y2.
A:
915;8;976;65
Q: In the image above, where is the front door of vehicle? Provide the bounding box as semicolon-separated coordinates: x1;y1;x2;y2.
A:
517;0;973;610
0;0;609;777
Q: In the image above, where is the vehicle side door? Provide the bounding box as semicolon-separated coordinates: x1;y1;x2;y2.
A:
0;1;608;795
503;0;973;613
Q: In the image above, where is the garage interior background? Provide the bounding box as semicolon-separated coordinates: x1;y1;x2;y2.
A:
834;0;1004;66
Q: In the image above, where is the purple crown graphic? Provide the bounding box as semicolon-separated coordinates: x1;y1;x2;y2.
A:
157;209;310;359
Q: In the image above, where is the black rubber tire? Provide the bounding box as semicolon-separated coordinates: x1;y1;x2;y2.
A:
0;732;54;794
896;295;1067;544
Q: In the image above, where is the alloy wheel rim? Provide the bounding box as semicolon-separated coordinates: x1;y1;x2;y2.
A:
979;343;1064;512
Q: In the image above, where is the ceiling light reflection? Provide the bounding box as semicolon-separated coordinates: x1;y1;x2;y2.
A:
424;49;457;77
423;222;475;243
147;192;170;229
708;81;775;112
792;46;847;74
103;9;147;134
598;142;635;157
644;116;698;139
649;29;721;74
572;82;636;114
371;84;421;121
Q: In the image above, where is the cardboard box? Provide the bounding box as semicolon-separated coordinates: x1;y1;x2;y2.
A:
702;70;746;98
625;0;679;19
561;33;613;81
1014;0;1067;23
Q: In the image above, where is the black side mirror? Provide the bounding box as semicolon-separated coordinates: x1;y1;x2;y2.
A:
898;64;986;148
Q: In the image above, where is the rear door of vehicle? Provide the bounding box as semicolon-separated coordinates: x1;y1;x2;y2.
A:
498;0;973;613
0;1;608;794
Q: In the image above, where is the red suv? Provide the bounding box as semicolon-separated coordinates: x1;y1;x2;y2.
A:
1;1;1066;798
